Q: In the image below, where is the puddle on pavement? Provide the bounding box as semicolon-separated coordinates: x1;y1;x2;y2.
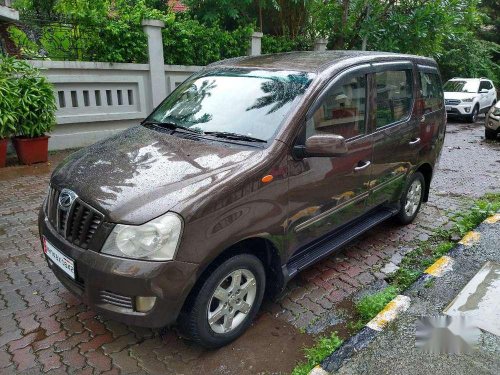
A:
158;312;314;374
444;261;500;336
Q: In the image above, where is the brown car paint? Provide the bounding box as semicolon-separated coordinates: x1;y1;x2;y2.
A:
39;51;445;328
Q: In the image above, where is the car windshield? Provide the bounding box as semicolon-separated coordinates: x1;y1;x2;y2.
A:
146;69;315;141
443;80;479;93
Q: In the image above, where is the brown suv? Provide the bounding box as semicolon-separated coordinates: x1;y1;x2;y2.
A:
39;51;445;348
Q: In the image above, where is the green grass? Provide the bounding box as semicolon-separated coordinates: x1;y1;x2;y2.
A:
291;332;343;375
452;195;500;236
355;286;398;322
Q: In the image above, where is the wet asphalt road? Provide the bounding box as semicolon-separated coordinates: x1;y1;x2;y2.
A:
336;221;500;375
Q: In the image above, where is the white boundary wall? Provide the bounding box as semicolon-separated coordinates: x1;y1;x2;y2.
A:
21;24;279;150
28;60;201;150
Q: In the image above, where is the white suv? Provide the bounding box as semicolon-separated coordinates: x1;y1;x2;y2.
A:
443;78;497;123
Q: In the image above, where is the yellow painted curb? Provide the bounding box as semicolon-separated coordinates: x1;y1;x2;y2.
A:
458;231;481;247
483;213;500;224
309;365;330;375
425;255;454;277
366;295;411;332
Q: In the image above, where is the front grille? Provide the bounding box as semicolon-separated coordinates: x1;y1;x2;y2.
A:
99;290;134;310
445;99;460;106
46;186;104;249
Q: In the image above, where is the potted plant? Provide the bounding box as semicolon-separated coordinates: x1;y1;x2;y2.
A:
10;59;56;165
0;58;19;167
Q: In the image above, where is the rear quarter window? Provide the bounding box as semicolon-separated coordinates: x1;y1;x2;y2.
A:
419;72;443;113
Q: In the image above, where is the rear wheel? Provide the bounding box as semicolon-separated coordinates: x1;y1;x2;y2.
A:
178;254;265;348
468;105;479;123
485;128;497;140
396;172;425;225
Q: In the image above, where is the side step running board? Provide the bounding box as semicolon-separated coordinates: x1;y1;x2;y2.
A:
285;209;395;279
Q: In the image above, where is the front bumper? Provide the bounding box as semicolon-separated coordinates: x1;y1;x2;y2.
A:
38;209;199;328
445;103;475;116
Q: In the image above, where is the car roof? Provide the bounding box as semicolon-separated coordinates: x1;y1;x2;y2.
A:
449;77;490;82
207;51;437;74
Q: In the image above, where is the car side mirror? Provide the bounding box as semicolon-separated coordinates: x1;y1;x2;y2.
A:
294;134;348;158
479;89;488;93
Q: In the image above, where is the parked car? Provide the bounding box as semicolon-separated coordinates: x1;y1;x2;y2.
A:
485;101;500;140
443;77;497;122
39;51;446;348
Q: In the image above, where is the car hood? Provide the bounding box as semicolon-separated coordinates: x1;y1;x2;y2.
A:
51;126;264;224
444;92;478;100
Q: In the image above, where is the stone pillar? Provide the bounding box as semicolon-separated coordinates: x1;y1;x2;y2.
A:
248;32;263;56
142;19;167;109
314;38;328;52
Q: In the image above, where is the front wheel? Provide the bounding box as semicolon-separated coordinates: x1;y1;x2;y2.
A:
396;172;425;225
178;254;266;348
468;105;479;123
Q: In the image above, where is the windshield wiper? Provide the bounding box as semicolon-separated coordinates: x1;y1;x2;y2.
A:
142;120;203;135
205;131;267;143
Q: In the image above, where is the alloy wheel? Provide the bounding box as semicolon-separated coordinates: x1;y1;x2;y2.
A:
207;269;257;334
472;107;478;122
404;179;422;217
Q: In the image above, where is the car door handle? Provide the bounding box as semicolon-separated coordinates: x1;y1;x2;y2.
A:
354;160;371;172
409;137;421;146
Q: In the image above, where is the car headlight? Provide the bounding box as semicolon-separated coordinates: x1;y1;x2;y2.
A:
492;108;500;116
462;97;474;102
102;212;183;261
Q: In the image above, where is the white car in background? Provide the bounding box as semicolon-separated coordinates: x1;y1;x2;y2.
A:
443;78;497;123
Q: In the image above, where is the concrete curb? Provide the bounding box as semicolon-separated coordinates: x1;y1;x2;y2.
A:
309;216;497;374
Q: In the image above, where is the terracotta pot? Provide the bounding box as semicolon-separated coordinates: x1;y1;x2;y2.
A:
12;135;50;165
0;138;8;168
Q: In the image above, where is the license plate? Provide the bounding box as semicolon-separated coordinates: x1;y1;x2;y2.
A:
446;106;452;111
43;237;75;279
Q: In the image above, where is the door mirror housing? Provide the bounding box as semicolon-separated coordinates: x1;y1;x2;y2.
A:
479;88;489;94
295;134;348;158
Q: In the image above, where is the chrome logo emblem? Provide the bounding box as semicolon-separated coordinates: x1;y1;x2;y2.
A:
58;189;77;211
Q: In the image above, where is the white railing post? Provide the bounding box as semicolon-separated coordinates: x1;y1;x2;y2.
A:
142;19;167;109
314;38;328;52
248;32;263;56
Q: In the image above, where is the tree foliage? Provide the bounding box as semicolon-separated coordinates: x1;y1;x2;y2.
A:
11;0;500;85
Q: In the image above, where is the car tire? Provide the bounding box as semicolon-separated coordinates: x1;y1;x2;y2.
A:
468;105;479;123
396;172;425;225
178;254;266;348
485;128;497;140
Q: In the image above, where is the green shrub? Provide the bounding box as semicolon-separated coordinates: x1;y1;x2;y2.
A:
0;56;56;138
0;59;19;139
162;16;252;65
261;35;313;54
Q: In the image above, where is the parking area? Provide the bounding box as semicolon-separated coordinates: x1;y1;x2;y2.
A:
1;118;499;374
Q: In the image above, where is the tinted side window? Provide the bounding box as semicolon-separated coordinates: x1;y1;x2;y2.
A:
307;74;366;140
481;81;493;90
375;70;413;128
419;72;443;113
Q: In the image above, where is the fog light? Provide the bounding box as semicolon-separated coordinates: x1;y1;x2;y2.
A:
135;296;156;312
464;107;471;113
